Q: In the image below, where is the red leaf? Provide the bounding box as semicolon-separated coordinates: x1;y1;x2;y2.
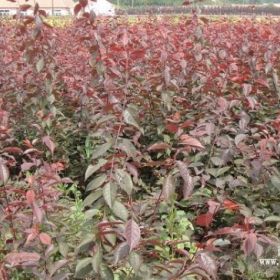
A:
242;83;252;96
164;66;170;86
51;162;65;172
195;213;213;228
74;3;82;15
38;9;48;17
20;4;32;11
223;199;239;211
39;232;52;245
126;162;138;181
79;0;88;8
147;142;171;152
246;96;258;110
179;135;204;149
196;242;205;249
217;97;228;113
242;232;257;256
34;2;39;15
42;136;55;155
125;219;141;251
5;252;40;267
2;147;23;154
196;252;217;279
165;123;178;133
183;0;191;5
199;16;209;24
32;201;44;223
25;226;39;244
254;243;263;258
130;50;145;60
207;200;220;215
230;75;246;84
122;30;129;46
21;161;36;172
23;139;33;148
180;120;193;129
211;226;244;237
26;190;35;204
256;78;269;88
167;112;181;123
0;263;8;280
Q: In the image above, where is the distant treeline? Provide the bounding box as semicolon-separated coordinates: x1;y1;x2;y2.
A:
111;0;280;7
116;4;280;15
111;0;185;6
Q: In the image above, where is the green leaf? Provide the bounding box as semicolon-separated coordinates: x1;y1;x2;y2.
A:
217;167;231;176
112;200;128;221
206;168;218;177
115;169;133;196
85;159;107;181
271;176;280;189
76;235;95;254
239;204;252;217
99;263;114;280
96;115;115;125
207;166;231;178
36;57;44;72
123;108;143;134
58;242;69;258
138;263;152;278
176;160;193;199
162;173;175;201
125;219;141;251
92;142;112;160
0;161;9;186
236;259;246;274
49;259;68;277
83;189;103;207
105;232;116;247
47;94;55;104
84;209;100;220
86;174;107;192
74;258;93;279
272;69;280;99
103;182;117;209
210;157;224;167
129;252;142;272
213;239;231;247
161;91;173;111
116;138;138;158
235;134;247;146
92;246;102;273
114;242;130;264
264;216;280;222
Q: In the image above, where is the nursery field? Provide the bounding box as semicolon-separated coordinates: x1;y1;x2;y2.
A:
1;7;280;280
